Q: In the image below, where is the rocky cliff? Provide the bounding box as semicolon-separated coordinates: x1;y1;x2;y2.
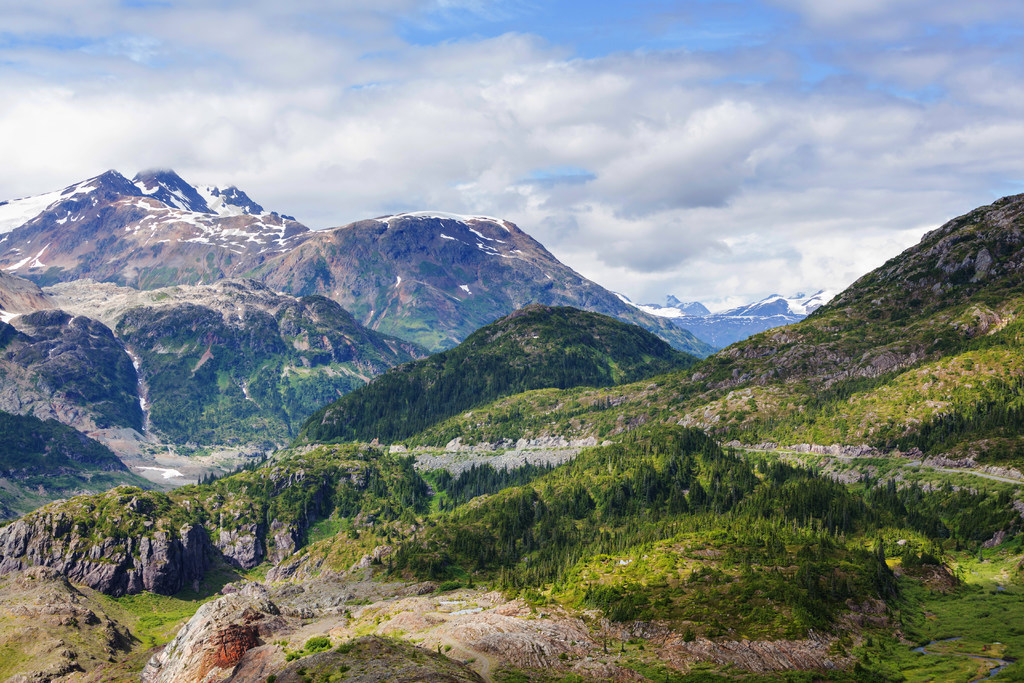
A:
0;488;208;596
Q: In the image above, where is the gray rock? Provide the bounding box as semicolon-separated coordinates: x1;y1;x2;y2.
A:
0;511;209;596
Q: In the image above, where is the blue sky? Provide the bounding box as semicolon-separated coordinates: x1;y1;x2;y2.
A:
2;0;1024;308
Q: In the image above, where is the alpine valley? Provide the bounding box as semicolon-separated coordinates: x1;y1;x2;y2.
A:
0;173;1021;683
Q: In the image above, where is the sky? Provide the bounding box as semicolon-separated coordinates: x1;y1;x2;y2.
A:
2;1;1024;310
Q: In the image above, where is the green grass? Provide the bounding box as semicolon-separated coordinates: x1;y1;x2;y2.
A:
95;591;210;649
91;560;242;649
852;535;1024;681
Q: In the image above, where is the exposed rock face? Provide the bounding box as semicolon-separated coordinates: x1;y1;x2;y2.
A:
405;436;609;475
658;634;849;673
268;519;300;564
143;582;285;683
0;503;208;596
215;525;264;569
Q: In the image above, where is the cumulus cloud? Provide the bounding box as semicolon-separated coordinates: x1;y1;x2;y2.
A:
0;0;1023;308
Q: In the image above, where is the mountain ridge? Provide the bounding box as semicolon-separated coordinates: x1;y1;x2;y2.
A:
301;304;697;444
0;171;713;355
618;290;835;348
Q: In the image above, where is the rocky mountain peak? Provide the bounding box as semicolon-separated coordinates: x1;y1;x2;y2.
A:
132;169;211;213
199;185;268;217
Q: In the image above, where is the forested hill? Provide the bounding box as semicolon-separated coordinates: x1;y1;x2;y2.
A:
301;305;696;444
0;410;149;518
395;194;1024;468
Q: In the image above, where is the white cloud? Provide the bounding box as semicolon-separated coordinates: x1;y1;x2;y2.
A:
0;1;1023;310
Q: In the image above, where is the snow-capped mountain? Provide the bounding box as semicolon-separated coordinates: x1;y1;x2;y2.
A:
619;294;710;319
133;169;283;219
0;173;713;355
253;211;713;354
618;290;835;348
0;169;310;288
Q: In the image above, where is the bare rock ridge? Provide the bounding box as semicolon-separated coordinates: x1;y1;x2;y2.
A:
142;583;283;683
142;582;485;683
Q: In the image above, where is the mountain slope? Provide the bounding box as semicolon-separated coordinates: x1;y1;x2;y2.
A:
0;309;142;433
301;304;696;444
0;410;149;519
49;278;424;449
252;212;714;354
0;271;50;319
388;194;1024;468
0;169;311;289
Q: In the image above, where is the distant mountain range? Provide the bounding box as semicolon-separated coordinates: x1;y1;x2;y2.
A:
617;290;835;347
0;169;712;356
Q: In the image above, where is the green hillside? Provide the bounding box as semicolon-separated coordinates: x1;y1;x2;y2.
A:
300;305;696;444
117;291;422;449
385;194;1024;469
0;411;149;519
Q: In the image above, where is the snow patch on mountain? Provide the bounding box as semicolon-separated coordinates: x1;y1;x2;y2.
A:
615;292;690;319
0;177;108;234
379;211;514;231
196;185;268;218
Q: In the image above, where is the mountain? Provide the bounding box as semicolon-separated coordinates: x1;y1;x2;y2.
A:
0;191;1020;683
300;304;696;444
0;410;149;519
407;194;1024;471
0;169;311;290
619;290;834;348
251;211;714;353
0;173;713;355
133;168;287;219
2;424;1004;681
0;309;143;434
47;278;424;450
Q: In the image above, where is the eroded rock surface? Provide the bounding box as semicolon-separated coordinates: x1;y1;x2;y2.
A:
143;583;285;683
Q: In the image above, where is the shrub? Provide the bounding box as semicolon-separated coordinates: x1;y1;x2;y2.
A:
304;636;331;653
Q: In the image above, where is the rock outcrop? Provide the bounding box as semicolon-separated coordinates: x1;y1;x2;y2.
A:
658;633;850;673
214;524;264;570
143;582;286;683
0;490;209;596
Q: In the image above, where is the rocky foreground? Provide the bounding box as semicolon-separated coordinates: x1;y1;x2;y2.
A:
0;558;858;682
